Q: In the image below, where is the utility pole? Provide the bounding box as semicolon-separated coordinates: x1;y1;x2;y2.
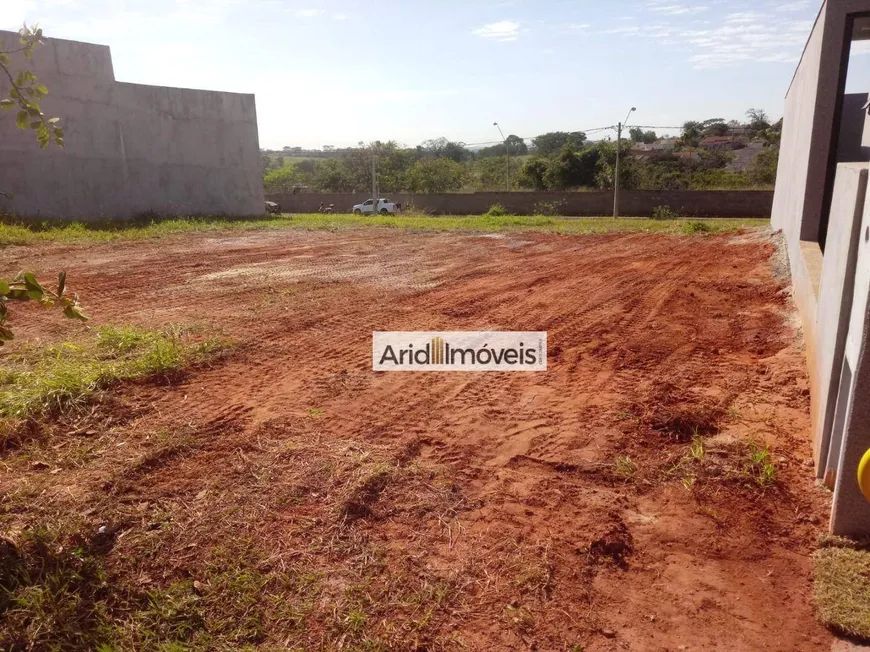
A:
361;140;377;212
493;122;510;191
613;107;636;219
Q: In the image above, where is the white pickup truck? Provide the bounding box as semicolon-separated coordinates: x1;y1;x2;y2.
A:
352;198;397;215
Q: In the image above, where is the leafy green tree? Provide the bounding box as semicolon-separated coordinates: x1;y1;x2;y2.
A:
761;118;782;147
406;158;466;193
312;158;354;192
592;141;639;190
504;134;528;155
679;121;703;148
543;146;600;190
520;158;550;190
748;146;779;185
701;119;729;137
629;128;657;144
532;131;586;156
420;137;471;163
476;143;509;158
263;165;303;193
470;156;512;190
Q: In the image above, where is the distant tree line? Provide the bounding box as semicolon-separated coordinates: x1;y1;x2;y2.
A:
263;109;781;194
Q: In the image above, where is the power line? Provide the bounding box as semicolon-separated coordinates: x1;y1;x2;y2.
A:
460;124;616;148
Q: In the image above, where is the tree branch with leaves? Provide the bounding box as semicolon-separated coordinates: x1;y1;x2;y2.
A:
0;25;84;342
0;24;64;199
0;272;87;346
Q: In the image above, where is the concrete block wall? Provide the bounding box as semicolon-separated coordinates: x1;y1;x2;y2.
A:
772;0;870;534
0;31;263;219
265;190;774;218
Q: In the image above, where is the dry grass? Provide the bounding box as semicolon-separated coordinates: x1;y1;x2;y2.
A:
814;543;870;640
0;406;621;649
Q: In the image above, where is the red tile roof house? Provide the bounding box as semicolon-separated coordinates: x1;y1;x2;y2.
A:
699;135;748;151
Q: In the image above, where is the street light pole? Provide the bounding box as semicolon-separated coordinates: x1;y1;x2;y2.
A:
361;140;377;211
613;107;636;218
493;121;510;191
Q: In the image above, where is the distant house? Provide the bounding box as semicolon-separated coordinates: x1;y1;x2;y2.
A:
629;146;699;161
629;138;679;159
699;135;748;151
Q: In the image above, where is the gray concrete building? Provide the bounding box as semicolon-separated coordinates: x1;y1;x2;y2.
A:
771;1;870;535
0;31;263;219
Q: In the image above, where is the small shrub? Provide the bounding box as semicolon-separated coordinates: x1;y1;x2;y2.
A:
651;205;678;221
484;203;509;217
532;200;567;217
746;444;776;487
683;220;712;234
614;455;637;479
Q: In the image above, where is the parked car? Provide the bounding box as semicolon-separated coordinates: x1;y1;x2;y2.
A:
265;200;280;214
352;198;396;215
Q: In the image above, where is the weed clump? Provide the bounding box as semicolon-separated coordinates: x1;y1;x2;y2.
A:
484;203;510;217
651;205;678;220
683;220;713;234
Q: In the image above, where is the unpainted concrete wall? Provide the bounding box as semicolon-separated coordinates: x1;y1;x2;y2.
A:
0;31;263;219
265;191;774;217
830;172;870;536
772;0;870;534
816;164;868;483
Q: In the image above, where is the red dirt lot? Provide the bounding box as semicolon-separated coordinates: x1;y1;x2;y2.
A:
1;227;832;650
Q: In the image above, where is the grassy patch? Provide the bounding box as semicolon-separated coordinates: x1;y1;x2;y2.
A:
0;325;226;421
682;220;713;234
0;523;112;651
0;214;770;246
613;455;638;479
814;544;870;639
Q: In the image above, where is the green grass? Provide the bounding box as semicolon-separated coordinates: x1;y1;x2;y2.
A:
814;543;870;639
613;455;638;479
0;214;769;245
0;325;226;420
745;443;777;487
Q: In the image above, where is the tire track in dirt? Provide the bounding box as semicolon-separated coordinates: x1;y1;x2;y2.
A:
1;227;832;650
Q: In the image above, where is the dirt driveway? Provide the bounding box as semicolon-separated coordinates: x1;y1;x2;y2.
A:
1;227;832;650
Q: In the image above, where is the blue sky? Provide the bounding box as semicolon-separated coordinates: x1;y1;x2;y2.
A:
2;0;868;149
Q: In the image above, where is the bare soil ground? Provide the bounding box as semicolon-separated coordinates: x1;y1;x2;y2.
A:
1;227;833;650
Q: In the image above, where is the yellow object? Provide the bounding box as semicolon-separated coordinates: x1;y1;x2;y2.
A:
857;449;870;503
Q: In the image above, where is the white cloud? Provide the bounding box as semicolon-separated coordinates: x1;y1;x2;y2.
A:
603;25;640;35
681;14;812;68
473;20;520;42
648;3;709;15
775;1;811;12
621;6;815;69
853;40;870;56
331;12;348;20
296;8;322;17
169;0;242;26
